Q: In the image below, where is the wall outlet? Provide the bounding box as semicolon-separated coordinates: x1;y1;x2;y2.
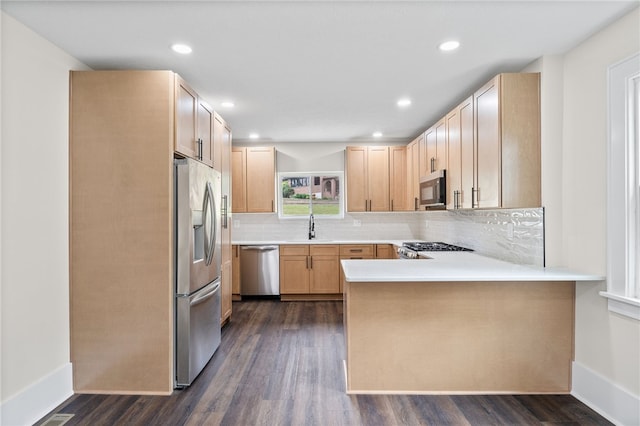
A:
507;223;514;240
353;219;361;227
233;220;240;229
425;220;429;228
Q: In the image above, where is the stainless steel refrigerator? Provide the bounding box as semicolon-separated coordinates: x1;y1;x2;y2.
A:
174;158;222;387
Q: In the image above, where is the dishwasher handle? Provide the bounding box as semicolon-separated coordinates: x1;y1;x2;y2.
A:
241;245;279;251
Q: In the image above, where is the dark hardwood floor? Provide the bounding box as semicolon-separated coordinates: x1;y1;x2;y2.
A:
38;301;612;426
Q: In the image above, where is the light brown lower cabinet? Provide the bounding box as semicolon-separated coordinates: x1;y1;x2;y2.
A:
339;244;375;292
232;245;241;301
221;259;232;325
375;244;397;259
280;245;341;300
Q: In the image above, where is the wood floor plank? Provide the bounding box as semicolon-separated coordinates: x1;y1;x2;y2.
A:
452;394;542;425
36;300;613;426
406;395;472;426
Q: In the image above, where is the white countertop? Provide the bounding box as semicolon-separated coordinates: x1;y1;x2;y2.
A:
341;252;604;283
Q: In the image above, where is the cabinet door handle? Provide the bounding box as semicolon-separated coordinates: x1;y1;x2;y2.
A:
197;138;203;160
430;157;435;173
306;256;309;269
350;249;363;253
472;187;479;208
414;197;418;211
391;199;394;211
222;195;228;228
310;256;313;269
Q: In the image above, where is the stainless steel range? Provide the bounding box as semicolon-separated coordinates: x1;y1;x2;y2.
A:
397;242;473;259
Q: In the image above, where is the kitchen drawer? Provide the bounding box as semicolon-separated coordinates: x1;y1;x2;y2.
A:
340;244;374;257
310;245;339;256
280;245;309;256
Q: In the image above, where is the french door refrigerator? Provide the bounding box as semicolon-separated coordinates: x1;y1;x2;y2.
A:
175;158;222;387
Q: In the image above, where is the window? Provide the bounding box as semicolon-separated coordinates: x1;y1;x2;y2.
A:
278;172;344;218
602;52;640;319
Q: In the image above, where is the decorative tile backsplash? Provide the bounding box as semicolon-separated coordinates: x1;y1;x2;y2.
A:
232;207;544;266
419;208;545;266
232;212;421;242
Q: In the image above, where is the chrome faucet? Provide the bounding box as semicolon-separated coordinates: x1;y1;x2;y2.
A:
308;213;315;240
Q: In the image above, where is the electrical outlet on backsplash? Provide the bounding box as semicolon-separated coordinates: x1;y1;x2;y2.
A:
419;208;545;266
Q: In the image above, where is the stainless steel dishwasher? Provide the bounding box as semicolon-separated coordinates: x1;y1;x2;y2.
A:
240;245;280;296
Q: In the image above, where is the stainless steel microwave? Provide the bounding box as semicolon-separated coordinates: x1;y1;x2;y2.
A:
419;170;446;207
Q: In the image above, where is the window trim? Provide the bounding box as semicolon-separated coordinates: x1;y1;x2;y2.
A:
277;171;345;220
601;52;640;320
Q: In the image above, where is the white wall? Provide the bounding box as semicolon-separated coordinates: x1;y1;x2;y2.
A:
1;11;90;425
522;55;566;268
559;7;639;424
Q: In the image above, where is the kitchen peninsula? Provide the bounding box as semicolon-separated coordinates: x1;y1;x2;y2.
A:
341;253;603;394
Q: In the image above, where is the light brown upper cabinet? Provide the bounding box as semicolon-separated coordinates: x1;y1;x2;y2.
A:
346;146;390;212
473;73;540;209
406;134;422;210
231;147;247;212
175;75;214;167
446;96;474;209
389;146;408;211
231;146;275;213
424;118;448;174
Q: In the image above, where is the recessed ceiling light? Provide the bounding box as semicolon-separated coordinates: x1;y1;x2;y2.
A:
439;40;460;52
397;98;412;108
249;133;259;139
171;44;192;54
373;131;383;138
221;101;235;108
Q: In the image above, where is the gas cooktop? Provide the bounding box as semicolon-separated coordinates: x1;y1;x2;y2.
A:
402;242;473;252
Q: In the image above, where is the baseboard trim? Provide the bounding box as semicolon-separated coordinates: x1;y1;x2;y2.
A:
571;361;640;426
1;362;73;426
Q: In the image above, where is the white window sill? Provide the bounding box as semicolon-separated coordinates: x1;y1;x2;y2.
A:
599;292;640;320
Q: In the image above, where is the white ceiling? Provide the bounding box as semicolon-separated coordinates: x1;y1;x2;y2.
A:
2;1;637;143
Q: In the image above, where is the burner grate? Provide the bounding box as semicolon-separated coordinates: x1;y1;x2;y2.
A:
402;242;473;252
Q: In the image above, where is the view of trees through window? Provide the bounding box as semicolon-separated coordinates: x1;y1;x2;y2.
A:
280;174;341;216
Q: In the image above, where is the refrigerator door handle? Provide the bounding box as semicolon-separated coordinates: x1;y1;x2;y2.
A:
202;181;217;266
190;281;220;307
